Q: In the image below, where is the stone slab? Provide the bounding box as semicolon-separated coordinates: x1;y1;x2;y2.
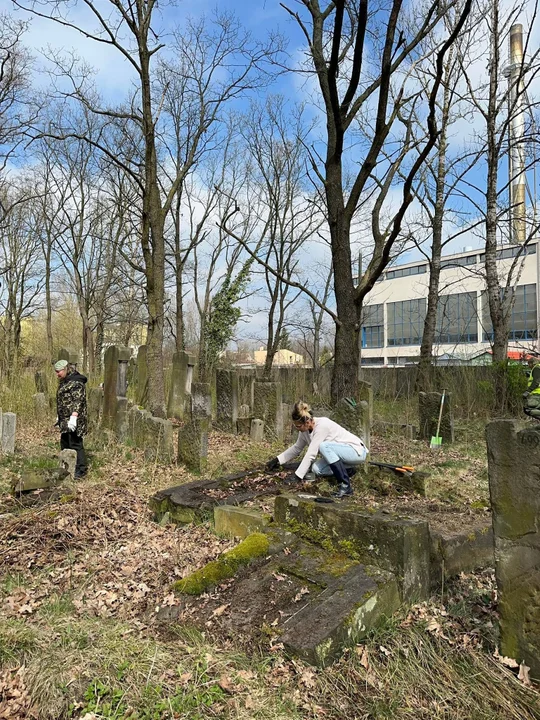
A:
274;494;430;602
281;563;400;667
214;505;270;539
11;468;70;493
430;523;494;585
165;527;400;667
149;469;288;525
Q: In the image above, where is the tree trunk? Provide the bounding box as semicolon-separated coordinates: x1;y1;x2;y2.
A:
327;164;359;401
95;319;104;373
174;194;185;353
44;240;54;362
418;73;451;391
140;48;166;417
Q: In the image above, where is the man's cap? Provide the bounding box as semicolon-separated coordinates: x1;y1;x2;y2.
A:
54;359;68;371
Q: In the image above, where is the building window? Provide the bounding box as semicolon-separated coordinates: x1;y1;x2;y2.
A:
479;244;536;264
440;255;478;270
361;304;384;348
436;292;478;343
387;298;426;346
360;356;384;365
386;264;427;280
482;284;537;341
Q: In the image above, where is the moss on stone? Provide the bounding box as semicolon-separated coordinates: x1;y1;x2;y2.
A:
174;532;270;595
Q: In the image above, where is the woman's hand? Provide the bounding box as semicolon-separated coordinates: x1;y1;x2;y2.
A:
265;457;280;471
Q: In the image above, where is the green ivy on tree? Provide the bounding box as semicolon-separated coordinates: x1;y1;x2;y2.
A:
200;260;252;380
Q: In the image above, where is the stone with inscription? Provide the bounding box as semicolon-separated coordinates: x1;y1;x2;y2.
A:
178;418;209;474
191;382;212;419
1;412;16;454
250;418;264;442
215;369;239;433
167;351;196;420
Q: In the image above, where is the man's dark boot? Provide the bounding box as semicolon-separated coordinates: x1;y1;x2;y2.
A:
330;459;353;498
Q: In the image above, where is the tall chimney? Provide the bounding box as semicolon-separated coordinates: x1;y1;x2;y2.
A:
508;24;526;244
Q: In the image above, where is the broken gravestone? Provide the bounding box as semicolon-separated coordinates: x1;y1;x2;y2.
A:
59;449;77;477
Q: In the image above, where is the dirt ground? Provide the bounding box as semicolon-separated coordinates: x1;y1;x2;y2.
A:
1;421;539;720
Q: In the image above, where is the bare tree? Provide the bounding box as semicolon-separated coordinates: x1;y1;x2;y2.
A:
15;0;282;415
0;184;44;375
241;96;321;376
277;0;473;402
458;0;540;370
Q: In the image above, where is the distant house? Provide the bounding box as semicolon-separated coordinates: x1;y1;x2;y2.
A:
468;349;536;365
253;347;306;367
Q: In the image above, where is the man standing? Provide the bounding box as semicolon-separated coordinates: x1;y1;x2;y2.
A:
54;359;88;478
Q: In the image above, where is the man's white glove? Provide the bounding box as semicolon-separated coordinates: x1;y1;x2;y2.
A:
67;414;78;432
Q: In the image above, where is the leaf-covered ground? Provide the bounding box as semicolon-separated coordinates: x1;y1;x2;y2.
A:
1;421;539;719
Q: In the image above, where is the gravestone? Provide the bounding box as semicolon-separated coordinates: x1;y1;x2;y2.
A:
253;380;282;439
191;382;212;420
486;419;540;680
215;369;239;433
87;387;104;429
127;406;174;463
178;418;209;474
419;391;454;443
34;370;49;395
332;397;369;446
238;371;255;409
281;402;293;443
144;416;174;463
1;412;16;454
59;448;77;477
33;393;49;418
57;348;79;366
136;345;149;408
116;397;129;442
250;419;264;442
167;351;196;420
102;345;130;431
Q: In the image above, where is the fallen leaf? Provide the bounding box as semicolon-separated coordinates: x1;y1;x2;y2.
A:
493;647;519;668
218;675;235;694
518;662;531;686
212;604;230;617
356;645;369;669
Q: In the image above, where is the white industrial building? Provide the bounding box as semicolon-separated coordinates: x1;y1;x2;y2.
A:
360;242;539;366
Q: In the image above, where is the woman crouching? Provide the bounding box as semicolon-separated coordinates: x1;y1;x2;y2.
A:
266;401;368;498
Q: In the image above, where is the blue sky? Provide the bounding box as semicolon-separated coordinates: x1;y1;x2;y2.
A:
4;0;540;345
